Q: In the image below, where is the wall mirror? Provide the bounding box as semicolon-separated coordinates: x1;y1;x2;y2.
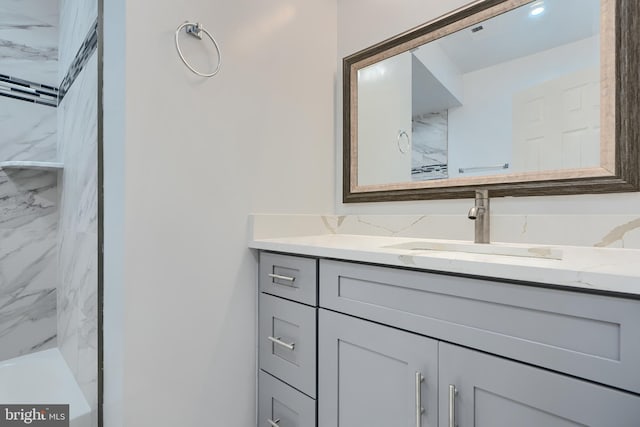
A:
343;0;638;202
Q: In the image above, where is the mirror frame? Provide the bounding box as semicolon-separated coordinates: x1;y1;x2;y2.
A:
343;0;639;202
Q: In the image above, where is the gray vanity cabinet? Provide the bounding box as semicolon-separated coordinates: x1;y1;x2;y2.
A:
439;343;640;427
317;310;640;427
318;309;438;427
258;252;319;427
257;251;640;427
319;259;640;394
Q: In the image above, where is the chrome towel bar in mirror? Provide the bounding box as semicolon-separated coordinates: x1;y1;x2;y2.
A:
175;21;222;77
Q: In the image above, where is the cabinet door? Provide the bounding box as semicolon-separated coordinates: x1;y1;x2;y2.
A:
439;343;640;427
318;309;438;427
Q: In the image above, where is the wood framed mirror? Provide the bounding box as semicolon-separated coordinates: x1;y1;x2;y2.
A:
343;0;638;202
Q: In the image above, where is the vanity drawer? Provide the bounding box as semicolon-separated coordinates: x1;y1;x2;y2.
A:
320;259;640;394
260;252;318;306
258;370;316;427
259;293;317;398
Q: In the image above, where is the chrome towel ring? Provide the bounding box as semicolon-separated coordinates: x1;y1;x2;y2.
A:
175;21;222;77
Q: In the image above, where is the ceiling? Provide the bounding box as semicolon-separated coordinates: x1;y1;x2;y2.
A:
423;0;600;74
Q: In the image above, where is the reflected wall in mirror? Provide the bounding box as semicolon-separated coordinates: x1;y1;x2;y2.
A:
344;0;639;202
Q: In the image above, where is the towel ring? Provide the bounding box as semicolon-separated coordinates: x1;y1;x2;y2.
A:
175;22;222;77
397;130;410;154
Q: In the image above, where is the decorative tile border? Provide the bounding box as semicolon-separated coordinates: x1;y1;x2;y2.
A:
58;19;98;103
0;18;98;108
0;74;58;107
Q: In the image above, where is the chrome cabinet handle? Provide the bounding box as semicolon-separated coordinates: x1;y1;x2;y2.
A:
449;384;457;427
415;372;424;427
268;273;296;287
267;418;280;427
267;336;295;351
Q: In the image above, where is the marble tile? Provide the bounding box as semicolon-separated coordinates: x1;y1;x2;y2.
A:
58;53;98;234
250;214;338;239
57;52;98;414
76;253;98;417
0;288;56;361
0;168;58;361
0;0;59;86
58;0;98;84
57;231;97;374
0;98;57;162
250;214;640;250
0;168;58;228
338;214;473;240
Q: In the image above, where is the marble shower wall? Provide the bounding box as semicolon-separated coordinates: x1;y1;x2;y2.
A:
0;0;58;163
57;19;98;422
0;99;57;163
0;0;59;86
58;0;98;84
0;1;59;361
0;168;58;361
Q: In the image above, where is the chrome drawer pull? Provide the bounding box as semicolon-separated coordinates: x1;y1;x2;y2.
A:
268;273;296;286
449;384;457;427
267;418;280;427
268;336;296;351
415;372;424;427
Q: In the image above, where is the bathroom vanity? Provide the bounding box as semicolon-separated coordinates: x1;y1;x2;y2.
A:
252;235;640;427
252;0;640;424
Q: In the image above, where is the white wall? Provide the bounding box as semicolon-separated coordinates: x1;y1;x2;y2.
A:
448;35;599;178
104;0;336;426
336;0;640;224
412;43;463;103
358;52;412;185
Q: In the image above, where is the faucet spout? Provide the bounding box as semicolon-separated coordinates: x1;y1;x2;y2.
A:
469;190;490;244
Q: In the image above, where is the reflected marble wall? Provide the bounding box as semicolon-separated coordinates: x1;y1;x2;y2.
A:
0;168;58;361
57;51;98;421
411;111;448;181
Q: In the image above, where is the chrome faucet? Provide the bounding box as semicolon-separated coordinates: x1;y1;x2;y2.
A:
468;190;490;244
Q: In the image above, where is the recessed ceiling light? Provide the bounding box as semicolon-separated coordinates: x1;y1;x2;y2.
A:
530;6;545;16
529;1;545;17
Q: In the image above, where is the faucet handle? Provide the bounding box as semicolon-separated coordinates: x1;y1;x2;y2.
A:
475;189;489;199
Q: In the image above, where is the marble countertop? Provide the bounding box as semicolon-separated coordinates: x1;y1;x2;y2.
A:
249;234;640;297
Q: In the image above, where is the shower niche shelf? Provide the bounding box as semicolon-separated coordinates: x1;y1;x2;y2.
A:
0;161;64;171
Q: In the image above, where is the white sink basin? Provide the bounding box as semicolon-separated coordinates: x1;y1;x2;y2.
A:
383;240;563;260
